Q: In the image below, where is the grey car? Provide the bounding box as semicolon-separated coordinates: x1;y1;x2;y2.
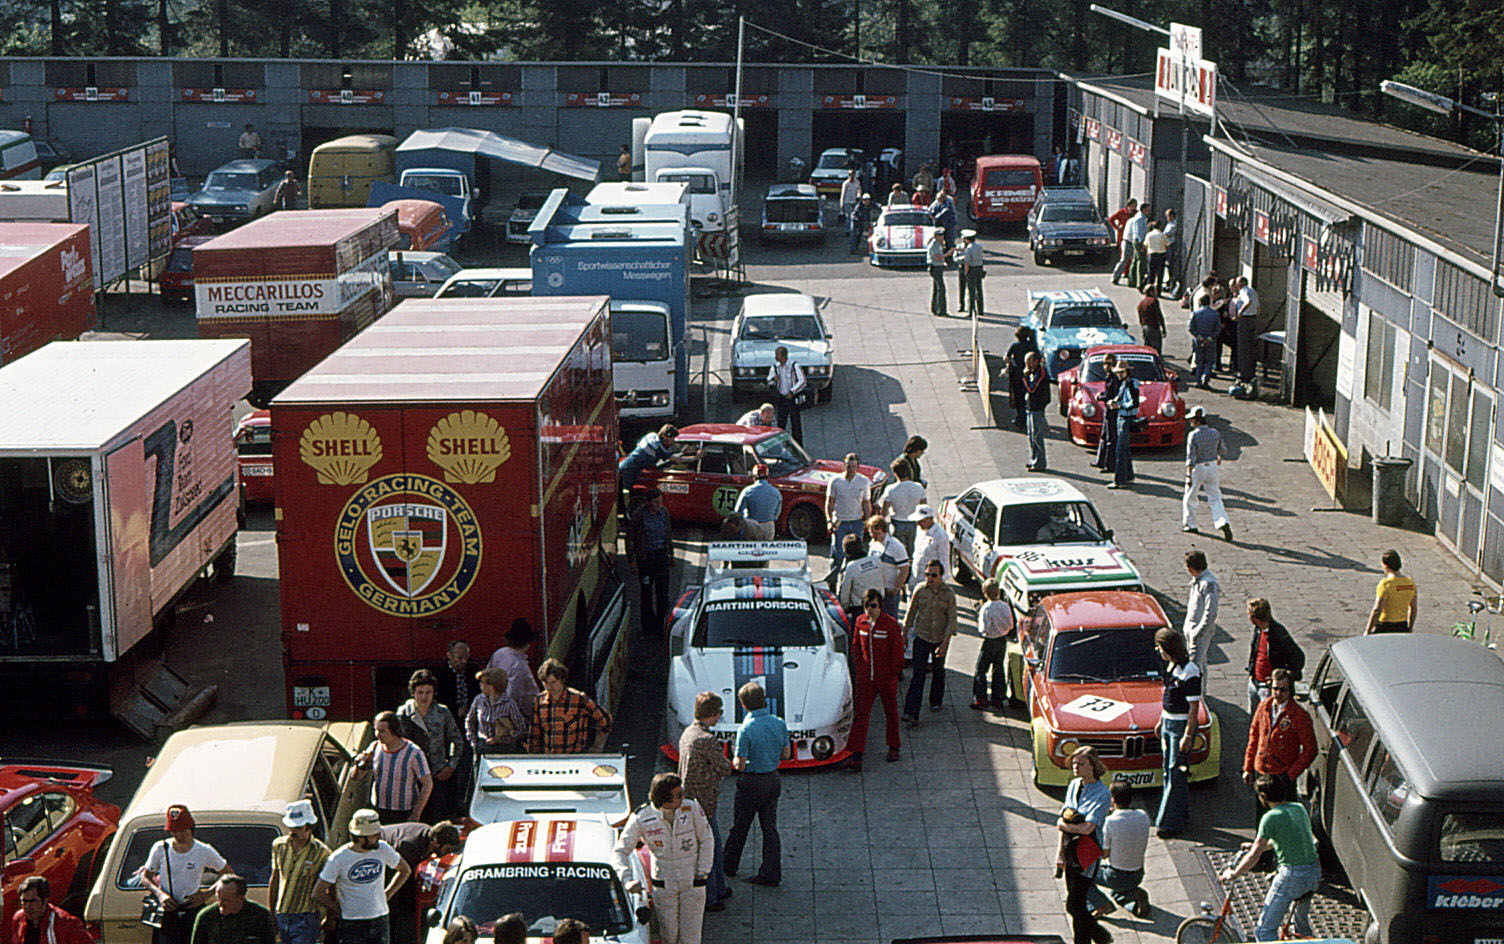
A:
187;159;282;223
1026;188;1115;266
388;251;462;299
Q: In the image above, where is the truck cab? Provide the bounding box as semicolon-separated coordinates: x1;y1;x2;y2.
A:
609;300;675;420
652;167;721;234
636;110;739;235
399;168;473;223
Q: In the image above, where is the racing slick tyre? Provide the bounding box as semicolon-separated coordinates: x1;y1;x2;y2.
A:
785;503;824;542
949;543;972;584
1173;915;1221;944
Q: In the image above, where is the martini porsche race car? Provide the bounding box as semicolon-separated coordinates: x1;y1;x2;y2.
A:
869;205;939;267
660;542;853;768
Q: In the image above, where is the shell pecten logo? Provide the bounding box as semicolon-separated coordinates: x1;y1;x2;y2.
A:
300;412;383;485
428;410;511;484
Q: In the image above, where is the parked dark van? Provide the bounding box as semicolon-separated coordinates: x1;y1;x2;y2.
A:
1305;634;1504;944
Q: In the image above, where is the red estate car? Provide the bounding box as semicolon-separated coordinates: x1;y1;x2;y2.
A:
1021;591;1220;787
631;424;887;540
0;762;119;914
159;234;213;303
234;409;274;504
1057;344;1187;449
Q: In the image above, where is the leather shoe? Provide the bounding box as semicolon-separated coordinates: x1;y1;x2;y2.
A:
746;876;780;887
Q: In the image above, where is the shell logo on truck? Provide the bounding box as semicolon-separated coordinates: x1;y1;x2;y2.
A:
426;410;511;484
300;412;383;485
334;473;482;616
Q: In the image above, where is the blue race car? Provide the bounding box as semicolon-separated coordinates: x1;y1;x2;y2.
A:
1025;289;1136;378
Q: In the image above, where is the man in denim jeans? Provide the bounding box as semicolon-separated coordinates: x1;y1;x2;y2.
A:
1220;775;1321;940
824;454;871;584
1086;780;1151;918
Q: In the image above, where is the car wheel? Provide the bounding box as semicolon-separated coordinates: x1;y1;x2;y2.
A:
785;503;823;542
949;543;971;584
1033;250;1045;266
818;377;834;403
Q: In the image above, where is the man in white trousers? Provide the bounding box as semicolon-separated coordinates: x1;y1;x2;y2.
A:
1182;406;1232;542
615;772;712;944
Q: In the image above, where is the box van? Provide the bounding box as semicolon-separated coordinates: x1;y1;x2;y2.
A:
970;154;1044;224
0;131;41;181
388;197;453;251
84;721;371;944
0;179;69;221
1305;634;1504;944
306;134;397;209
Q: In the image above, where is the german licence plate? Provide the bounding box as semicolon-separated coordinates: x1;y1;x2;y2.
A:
1065;250;1085;256
293;685;331;707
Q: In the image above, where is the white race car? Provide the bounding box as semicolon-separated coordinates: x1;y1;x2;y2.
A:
660;542;853;768
420;818;651;944
868;205;939;267
467;754;632;827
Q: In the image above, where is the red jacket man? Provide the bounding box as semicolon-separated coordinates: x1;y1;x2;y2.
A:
846;590;905;770
1107;201;1137;245
1243;668;1317;784
9;877;92;944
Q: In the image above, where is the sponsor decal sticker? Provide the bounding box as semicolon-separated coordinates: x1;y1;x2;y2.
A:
1060;694;1133;722
301;413;383;486
1428;876;1504;910
464;865;614;881
427;410;511;484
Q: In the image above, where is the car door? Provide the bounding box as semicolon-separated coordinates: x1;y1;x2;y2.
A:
694;443;751;522
319;731;369;846
973;496;1001;577
1328;690;1378;882
948;490;984;570
1306;653;1345;826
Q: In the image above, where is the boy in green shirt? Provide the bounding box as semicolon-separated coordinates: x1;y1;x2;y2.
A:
1219;775;1321;940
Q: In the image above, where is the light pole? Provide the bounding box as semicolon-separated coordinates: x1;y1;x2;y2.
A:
1382;79;1504;298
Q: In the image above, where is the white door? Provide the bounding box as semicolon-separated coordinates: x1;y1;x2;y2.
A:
1423;355;1494;561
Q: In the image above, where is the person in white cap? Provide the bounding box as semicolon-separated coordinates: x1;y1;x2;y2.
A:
313;811;409;944
908;505;950;589
269;801;331;944
1182;406;1232;541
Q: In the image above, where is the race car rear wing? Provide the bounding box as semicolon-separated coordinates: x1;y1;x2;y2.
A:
470;753;632;828
704;541;810;581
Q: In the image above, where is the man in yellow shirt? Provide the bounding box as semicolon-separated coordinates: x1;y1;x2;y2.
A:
1366;549;1417;633
268;801;331;944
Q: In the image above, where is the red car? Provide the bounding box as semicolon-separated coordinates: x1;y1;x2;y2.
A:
159;234;213;303
1021;591;1221;787
969;154;1043;224
234;409;274;504
0;762;119;914
170;201;211;245
1057;344;1187;449
631;424;887;540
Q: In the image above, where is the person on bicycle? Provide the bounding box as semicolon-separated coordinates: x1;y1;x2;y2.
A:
1218;775;1321;940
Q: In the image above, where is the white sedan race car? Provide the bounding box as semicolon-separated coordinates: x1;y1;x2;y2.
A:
868;206;939;267
660;542;853;768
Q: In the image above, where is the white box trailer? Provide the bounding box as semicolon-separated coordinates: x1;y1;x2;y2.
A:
0;179;70;222
0;339;250;728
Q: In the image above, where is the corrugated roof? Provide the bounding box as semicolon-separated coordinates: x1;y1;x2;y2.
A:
272;296;609;405
397;128;601;183
0;339;250;453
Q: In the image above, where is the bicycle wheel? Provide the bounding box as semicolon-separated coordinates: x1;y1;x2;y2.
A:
1176;915;1227;944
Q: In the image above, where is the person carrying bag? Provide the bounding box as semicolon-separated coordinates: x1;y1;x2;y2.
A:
138;806;227;944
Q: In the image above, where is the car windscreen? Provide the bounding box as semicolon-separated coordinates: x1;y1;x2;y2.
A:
1050;305;1123;329
694;594;824;648
237;425;273;456
1048;627;1162;682
1083;355;1162;383
204;172;258;191
612;308;669;362
1040;205;1099;223
426;256;463;279
115;824;281;888
883;211;932;227
750;431;813;476
997;501;1107;545
1439;812;1504;863
659;172;715;194
984;168;1037;188
438;279;498;298
449;864;633;937
406;174;463;196
765;199;821;223
817;152;853;170
166;248;194;272
741;315;822;342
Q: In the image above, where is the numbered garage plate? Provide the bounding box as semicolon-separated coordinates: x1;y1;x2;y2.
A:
1059;693;1132;722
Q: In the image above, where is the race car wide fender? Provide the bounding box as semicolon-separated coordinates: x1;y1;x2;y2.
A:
1005;639;1026;705
1030;716;1070;788
1189;710;1222;783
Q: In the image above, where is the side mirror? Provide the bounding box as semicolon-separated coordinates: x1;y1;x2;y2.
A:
1103;529;1114;541
635;905;653;926
423;909;442;929
1025;657;1042;671
3;859;35;881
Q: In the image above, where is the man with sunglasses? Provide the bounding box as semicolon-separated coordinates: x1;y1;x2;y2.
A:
847;588;906;771
1243;667;1316;833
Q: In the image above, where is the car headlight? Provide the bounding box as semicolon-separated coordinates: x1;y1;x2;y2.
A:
649;391;670;406
1081;402;1097;418
1089;237;1110;246
1191;732;1208;752
707;211;720;223
806;365;829;377
1054;737;1080;759
734;367;760;379
811;736;835;760
1159;401;1177;418
875;236;887;248
1044;239;1061;247
236;205;247;212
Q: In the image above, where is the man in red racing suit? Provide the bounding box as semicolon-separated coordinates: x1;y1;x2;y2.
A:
846;587;906;770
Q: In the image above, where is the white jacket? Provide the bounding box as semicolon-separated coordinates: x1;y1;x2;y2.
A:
613;798;713;890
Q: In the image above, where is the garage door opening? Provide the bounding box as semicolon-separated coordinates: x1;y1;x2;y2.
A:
740;110;779;182
1297;272;1341;411
811;111;906;169
941;112;1034;176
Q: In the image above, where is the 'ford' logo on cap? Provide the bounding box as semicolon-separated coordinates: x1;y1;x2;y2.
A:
348;860;384;883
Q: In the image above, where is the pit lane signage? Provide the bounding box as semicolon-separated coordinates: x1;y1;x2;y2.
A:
1125;137;1147;167
1155;48;1218;117
1104;128;1123;152
948;96;1024;112
308;89;386;105
820;94;898;110
55;87;129;102
1084;118;1101;141
180;87;258;103
693;93;769;108
1254;210;1270;243
437;90;514;106
564;92;643;107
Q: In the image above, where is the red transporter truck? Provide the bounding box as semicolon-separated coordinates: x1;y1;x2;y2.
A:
0;222;95;365
194;208;398;407
272;296;630;720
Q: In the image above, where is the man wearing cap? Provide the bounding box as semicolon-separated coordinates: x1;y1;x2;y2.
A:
925;229;949;318
735;403;776;429
314;812;409;944
190;876;274;944
141;806;228;944
908;506;950;589
1182;406;1231;541
269;802;330;944
733;465;782;541
960;231;985;317
486;619;540;715
849;193;877;255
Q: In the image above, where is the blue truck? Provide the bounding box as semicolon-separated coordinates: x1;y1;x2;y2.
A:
530;191;691;420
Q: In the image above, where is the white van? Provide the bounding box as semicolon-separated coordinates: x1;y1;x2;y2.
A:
610;299;675;419
0;131;41;181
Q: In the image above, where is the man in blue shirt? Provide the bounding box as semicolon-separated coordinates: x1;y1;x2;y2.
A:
722;682;790;887
1188;301;1221;388
733;464;783;540
618;425;697;497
